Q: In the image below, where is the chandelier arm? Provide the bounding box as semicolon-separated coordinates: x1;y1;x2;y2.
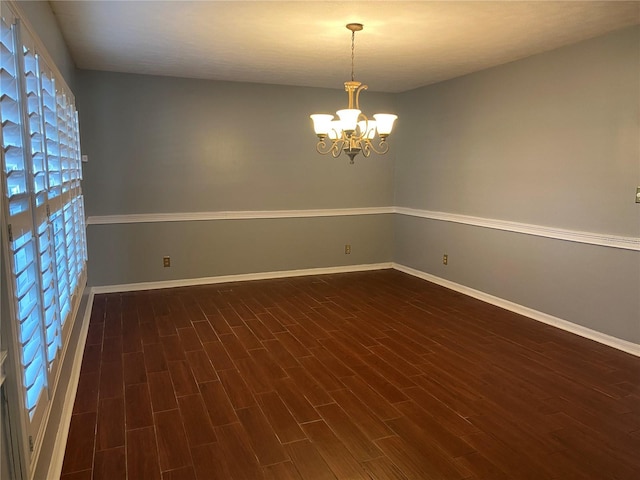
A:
331;141;343;158
316;139;335;155
354;84;368;110
316;139;348;159
361;142;371;157
364;139;390;155
357;112;370;137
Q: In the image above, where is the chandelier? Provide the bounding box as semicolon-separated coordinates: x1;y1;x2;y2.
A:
310;23;398;164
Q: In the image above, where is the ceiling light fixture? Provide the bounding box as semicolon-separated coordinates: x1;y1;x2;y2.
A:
310;23;398;164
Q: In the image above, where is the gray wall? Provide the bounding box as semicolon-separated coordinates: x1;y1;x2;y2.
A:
77;26;639;343
87;216;393;286
78;72;396;214
394;26;640;343
395;216;640;342
77;71;397;285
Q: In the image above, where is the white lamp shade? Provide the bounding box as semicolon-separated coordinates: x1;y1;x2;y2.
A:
328;120;343;140
358;120;377;139
373;113;397;135
336;109;361;131
310;114;334;135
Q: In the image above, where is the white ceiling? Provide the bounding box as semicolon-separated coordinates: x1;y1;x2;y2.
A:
49;0;640;93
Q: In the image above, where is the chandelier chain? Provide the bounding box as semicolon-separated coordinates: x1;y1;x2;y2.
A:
351;29;355;82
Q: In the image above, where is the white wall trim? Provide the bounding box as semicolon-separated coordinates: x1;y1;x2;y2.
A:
395;207;640;251
46;289;94;480
87;207;639;251
394;263;640;357
86;207;395;225
91;262;394;294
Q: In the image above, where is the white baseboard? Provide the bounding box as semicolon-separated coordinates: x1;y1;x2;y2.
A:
393;263;640;357
46;290;95;480
91;262;394;294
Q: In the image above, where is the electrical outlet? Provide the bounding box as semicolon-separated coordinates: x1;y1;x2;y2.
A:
443;254;448;265
636;186;640;203
345;244;351;254
163;256;171;267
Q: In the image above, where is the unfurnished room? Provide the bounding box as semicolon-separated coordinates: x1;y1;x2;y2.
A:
0;1;639;479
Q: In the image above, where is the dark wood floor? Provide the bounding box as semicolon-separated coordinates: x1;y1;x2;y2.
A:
60;269;640;480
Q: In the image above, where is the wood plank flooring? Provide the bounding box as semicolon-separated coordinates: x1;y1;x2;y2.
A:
61;269;640;479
